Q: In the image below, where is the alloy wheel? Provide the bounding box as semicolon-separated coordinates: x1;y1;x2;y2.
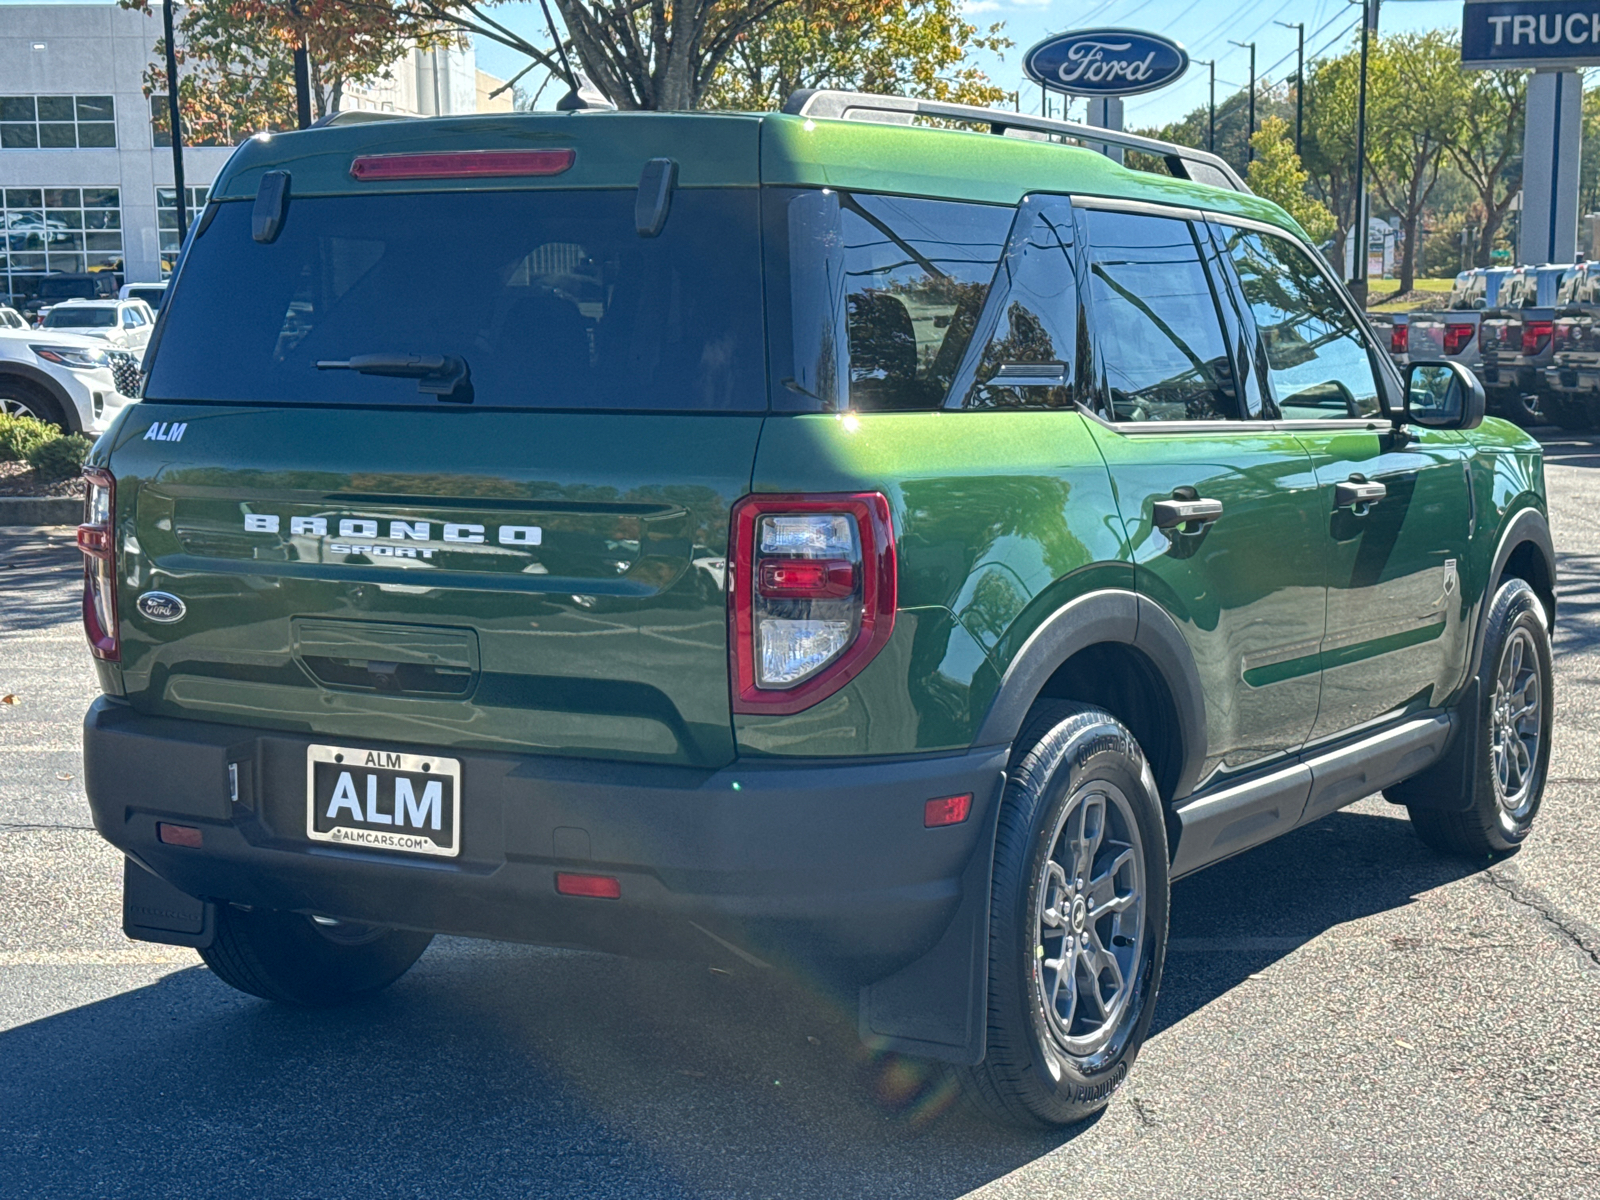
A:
1491;626;1542;818
1034;781;1146;1058
0;394;43;421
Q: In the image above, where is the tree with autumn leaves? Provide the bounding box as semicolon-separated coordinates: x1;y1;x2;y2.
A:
125;0;1009;133
122;0;461;140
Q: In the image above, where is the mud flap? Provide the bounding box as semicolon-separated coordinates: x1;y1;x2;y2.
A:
857;773;1003;1066
123;857;215;949
1384;678;1481;813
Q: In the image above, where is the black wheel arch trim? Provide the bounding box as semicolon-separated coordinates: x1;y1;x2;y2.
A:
0;362;83;432
1476;505;1555;679
974;588;1208;803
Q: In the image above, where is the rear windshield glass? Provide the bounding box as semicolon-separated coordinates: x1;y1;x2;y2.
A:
145;189;766;411
44;307;116;328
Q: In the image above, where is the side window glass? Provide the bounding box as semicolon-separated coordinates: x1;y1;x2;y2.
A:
770;189;1011;411
1217;226;1383;420
1084;209;1238;422
957;195;1077;409
840;194;1011;410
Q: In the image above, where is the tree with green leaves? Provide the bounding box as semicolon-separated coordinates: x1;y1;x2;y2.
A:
699;0;1010;112
1443;67;1523;268
1364;30;1461;292
1248;116;1335;244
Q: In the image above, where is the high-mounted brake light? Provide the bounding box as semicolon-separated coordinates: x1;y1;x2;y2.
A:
78;466;118;661
1523;319;1554;356
729;493;896;715
1390;324;1408;355
349;149;575;181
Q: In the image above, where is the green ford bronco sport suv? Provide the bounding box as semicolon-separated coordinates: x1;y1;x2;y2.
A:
79;91;1555;1129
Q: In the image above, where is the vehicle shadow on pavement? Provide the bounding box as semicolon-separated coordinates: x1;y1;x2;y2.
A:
0;527;81;635
0;804;1482;1200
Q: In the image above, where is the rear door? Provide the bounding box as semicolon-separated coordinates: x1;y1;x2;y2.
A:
1077;204;1328;786
1210;219;1472;743
126;181;771;769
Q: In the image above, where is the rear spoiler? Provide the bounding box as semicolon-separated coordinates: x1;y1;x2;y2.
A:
782;89;1250;195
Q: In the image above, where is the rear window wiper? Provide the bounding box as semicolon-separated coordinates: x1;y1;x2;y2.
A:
316;353;473;402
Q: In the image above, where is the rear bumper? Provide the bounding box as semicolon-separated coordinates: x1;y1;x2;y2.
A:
83;697;1007;982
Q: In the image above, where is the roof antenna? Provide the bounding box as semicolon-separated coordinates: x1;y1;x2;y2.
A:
536;0;614;111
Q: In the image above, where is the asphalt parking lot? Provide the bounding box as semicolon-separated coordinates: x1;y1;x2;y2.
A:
2;432;1598;1200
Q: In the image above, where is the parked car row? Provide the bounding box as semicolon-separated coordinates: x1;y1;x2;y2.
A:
1372;262;1600;429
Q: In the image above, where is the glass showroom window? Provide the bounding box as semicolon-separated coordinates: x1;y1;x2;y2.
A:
156;187;209;273
0;96;117;148
0;187;123;305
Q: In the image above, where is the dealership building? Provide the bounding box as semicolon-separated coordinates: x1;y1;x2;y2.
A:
0;3;509;306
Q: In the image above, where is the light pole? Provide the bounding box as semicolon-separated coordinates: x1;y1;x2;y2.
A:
1276;20;1305;158
1351;0;1378;302
1194;59;1216;152
160;0;187;248
288;0;312;129
1229;39;1256;162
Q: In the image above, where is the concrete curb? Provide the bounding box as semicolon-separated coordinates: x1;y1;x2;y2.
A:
0;497;81;526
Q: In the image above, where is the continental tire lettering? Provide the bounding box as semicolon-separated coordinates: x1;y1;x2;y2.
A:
1075;732;1133;770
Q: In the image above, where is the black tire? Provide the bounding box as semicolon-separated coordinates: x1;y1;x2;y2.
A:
200;905;433;1006
1542;392;1593;431
1406;579;1553;858
0;378;67;431
959;702;1169;1129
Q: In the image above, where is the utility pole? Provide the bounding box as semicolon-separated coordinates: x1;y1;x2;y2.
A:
289;0;312;128
1276;20;1305;158
1230;40;1257;161
160;0;187;248
1194;59;1216;152
1351;0;1378;303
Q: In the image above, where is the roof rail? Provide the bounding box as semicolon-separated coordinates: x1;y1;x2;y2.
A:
781;89;1250;195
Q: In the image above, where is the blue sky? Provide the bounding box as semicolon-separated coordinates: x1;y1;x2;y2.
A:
469;0;1461;125
6;0;1462;128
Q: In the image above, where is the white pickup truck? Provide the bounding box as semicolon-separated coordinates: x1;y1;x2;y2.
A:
1479;264;1581;426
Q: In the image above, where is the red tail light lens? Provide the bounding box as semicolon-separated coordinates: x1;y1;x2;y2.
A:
729;493;896;714
1390;324;1408;354
1523;320;1554;356
350;149;575;181
1443;322;1476;355
78;466;118;661
1554;323;1571;350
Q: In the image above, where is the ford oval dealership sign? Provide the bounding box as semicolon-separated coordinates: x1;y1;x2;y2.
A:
1024;29;1190;97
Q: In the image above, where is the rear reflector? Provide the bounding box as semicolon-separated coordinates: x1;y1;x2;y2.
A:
556;872;621;899
350;149;576;181
157;822;203;848
924;793;973;828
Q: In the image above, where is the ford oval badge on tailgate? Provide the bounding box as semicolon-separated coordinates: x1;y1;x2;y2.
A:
136;591;186;623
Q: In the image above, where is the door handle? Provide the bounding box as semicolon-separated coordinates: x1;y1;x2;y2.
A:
1153;496;1224;530
1335;477;1387;509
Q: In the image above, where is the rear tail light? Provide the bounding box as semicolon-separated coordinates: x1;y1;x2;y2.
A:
349;149;575;181
729;493;896;714
78;466;118;661
1443;322;1476;355
1523;320;1554;356
1390;324;1408;354
1554;323;1571;350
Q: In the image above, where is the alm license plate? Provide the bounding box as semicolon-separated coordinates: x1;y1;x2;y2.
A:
305;744;461;858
